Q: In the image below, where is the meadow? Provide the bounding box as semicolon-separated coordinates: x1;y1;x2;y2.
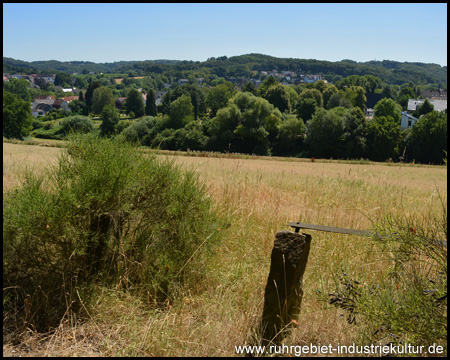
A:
3;141;447;357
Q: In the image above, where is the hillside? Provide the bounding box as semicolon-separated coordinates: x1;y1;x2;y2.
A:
3;54;447;86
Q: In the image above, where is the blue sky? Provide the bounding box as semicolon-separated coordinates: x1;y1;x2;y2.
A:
3;3;447;66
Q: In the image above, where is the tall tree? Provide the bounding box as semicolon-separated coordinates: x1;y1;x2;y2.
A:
295;97;317;122
341;107;368;159
167;94;194;129
206;83;234;117
173;84;206;120
323;85;338;108
407;111;447;164
125;89;145;118
145;89;157;116
264;84;291;113
84;80;101;114
347;86;367;112
92;86;115;114
100;104;120;137
366;115;402;162
272;115;305;156
305;108;345;158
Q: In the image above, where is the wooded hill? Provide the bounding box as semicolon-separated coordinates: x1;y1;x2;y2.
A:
3;53;447;87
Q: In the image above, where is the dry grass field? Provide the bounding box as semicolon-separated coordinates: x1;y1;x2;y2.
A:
3;141;447;357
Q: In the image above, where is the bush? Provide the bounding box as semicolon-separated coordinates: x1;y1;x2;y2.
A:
326;197;447;354
115;119;131;134
3;134;222;330
31;126;64;140
121;116;158;145
59;115;94;136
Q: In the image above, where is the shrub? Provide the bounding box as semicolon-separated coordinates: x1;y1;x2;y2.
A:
326;197;447;354
3;134;222;330
115;119;131;134
31;126;63;140
59;115;94;136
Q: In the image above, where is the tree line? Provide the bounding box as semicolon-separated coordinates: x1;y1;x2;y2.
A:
4;73;446;165
3;53;447;87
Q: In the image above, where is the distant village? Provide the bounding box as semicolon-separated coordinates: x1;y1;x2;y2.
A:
3;70;447;131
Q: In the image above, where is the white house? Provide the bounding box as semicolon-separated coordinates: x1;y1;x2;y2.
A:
400;112;419;130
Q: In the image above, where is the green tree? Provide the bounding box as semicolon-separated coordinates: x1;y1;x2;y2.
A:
381;85;397;100
145;89;157;116
407;111;447;164
341;107;368;159
397;86;415;110
68;99;86;115
285;86;299;111
257;76;279;97
313;80;327;94
272;115;305;156
242;81;257;95
171;121;208;151
3;78;31;102
327;92;352;109
92;86;115;114
264;84;291;113
205;83;234;117
3;91;34;139
366;116;402;161
208;92;282;155
167;94;194;129
207;104;242;151
125;89;145;118
54;72;72;87
323;85;338;108
299;88;323;108
305;108;345;158
74;77;88;89
416;99;434;117
374;98;402;124
350;86;367;112
171;84;206;120
84;80;101;114
295;97;317;122
100;104;120;137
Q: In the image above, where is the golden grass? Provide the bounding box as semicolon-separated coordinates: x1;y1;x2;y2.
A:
3;142;447;356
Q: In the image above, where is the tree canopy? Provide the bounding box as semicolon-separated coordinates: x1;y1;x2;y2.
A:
3;91;34;139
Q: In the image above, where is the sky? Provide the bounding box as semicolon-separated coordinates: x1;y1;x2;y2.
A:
3;3;447;66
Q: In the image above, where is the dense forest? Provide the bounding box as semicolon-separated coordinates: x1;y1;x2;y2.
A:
3;54;447;87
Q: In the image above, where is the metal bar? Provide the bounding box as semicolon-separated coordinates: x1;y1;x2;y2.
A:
288;222;447;248
288;222;374;237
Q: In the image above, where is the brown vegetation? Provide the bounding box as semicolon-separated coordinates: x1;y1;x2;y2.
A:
3;141;447;356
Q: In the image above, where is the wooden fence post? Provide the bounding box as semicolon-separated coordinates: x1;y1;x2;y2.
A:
259;230;311;347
